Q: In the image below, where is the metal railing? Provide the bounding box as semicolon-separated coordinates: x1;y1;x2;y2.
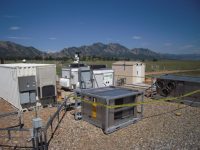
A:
0;95;72;150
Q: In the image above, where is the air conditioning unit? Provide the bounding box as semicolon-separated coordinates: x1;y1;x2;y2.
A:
156;74;200;106
76;87;144;134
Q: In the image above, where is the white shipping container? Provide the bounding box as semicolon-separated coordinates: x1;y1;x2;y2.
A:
0;66;21;109
0;63;57;110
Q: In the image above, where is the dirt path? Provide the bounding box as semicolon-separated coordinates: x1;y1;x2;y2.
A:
146;69;199;75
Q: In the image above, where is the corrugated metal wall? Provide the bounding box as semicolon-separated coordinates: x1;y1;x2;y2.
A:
0;67;21;109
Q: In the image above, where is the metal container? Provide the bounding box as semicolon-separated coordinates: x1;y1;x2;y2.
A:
76;87;143;134
60;66;92;89
93;69;114;88
112;61;145;84
0;63;57;110
156;74;200;106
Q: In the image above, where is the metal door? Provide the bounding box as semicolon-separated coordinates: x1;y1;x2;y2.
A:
103;73;113;86
135;64;142;83
93;74;104;88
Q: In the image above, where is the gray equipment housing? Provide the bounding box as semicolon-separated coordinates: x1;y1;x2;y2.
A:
61;66;92;89
76;87;144;134
156;74;200;106
79;67;93;89
18;76;37;107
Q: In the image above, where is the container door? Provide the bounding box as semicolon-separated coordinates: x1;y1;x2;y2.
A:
103;73;113;86
79;70;93;89
79;67;92;89
135;64;142;83
71;71;78;85
93;74;104;88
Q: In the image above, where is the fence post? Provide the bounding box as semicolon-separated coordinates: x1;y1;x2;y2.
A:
57;106;60;122
43;129;48;150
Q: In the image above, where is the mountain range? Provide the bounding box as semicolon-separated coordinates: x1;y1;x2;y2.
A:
0;41;199;60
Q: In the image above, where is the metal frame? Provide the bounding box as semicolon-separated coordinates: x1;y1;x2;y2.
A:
76;87;144;134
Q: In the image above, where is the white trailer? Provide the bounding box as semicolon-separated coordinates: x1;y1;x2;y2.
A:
0;63;57;110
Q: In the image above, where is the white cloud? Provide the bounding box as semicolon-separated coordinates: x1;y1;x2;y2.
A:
3;15;19;18
9;26;21;30
132;36;142;40
164;43;172;46
180;44;194;49
48;37;57;40
8;36;31;40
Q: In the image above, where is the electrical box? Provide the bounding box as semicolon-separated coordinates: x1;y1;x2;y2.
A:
76;87;144;134
32;118;43;128
18;76;36;92
93;69;114;88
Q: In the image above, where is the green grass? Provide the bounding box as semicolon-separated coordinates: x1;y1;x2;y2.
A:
145;60;200;72
5;59;200;76
173;70;200;77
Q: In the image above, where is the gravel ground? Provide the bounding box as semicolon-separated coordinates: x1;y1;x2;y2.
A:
0;98;57;128
49;101;200;150
0;98;200;149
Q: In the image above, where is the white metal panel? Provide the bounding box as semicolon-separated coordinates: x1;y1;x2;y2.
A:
62;68;70;78
71;70;78;85
60;78;70;88
0;67;21;110
103;73;113;86
134;63;145;83
36;65;56;87
17;66;36;77
36;65;57;98
93;69;114;74
93;74;104;88
93;69;114;88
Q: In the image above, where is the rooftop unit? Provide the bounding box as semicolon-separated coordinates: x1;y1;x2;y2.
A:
156;74;200;106
76;87;144;134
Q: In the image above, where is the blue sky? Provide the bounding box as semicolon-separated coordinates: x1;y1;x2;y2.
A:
0;0;200;54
